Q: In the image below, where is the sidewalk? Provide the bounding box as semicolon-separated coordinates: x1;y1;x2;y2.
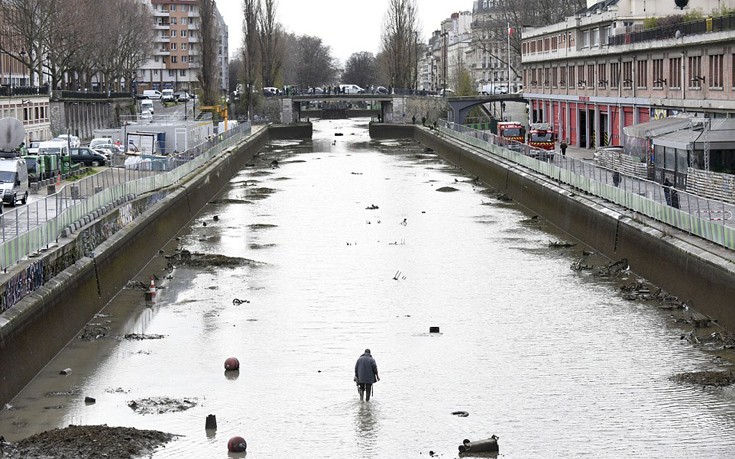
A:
558;144;595;161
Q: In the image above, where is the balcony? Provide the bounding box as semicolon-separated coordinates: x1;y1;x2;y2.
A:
608;13;735;47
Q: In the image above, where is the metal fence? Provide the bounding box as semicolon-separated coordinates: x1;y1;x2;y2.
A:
439;120;735;250
0;122;252;270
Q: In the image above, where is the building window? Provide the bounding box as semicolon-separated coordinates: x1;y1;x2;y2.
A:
182;43;187;50
652;59;664;88
582;30;589;48
171;43;177;50
636;59;647;88
568;65;575;88
591;28;599;47
597;63;607;87
578;65;584;85
623;61;633;88
170;4;176;11
688;55;702;88
171;17;176;25
601;26;610;46
171;30;177;37
169;70;175;77
709;54;723;88
180;69;187;76
182;56;187;62
587;64;594;87
669;57;681;88
171;56;177;63
181;30;187;37
610;62;619;88
154;69;159;75
560;66;566;87
552;67;557;87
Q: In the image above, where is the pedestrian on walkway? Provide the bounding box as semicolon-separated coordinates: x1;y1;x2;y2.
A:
354;349;379;402
560;140;568;156
612;170;620;187
663;178;673;206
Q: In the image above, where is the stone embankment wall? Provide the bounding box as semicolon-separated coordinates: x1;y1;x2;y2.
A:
49;97;136;140
0;129;268;406
411;126;735;329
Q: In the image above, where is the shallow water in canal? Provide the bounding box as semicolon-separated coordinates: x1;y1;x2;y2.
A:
2;118;735;458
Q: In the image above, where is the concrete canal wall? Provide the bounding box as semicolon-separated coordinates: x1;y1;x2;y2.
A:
412;126;735;330
0;128;269;406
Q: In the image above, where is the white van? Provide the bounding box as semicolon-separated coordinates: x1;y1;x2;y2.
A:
55;134;80;147
339;84;364;94
140;99;154;114
0;158;29;206
38;140;69;157
161;89;175;102
143;90;162;100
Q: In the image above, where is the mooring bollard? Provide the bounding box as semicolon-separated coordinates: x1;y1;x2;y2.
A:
205;414;217;430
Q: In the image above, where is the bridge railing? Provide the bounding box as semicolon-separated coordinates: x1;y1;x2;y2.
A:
0;122;252;273
439;120;735;250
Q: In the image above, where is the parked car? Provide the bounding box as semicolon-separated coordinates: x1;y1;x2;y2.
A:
69;147;107;167
175;91;191;102
89;137;113;149
263;87;279;97
92;146;115;161
374;86;389;94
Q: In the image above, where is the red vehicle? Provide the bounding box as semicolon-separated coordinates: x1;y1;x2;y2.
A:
497;121;526;143
528;123;555;150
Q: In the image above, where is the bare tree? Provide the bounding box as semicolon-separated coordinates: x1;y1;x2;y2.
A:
242;0;260;117
198;0;220;105
342;52;377;89
380;0;419;89
294;35;335;90
258;0;281;88
0;0;56;86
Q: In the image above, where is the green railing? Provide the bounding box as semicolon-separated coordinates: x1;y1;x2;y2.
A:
439;121;735;250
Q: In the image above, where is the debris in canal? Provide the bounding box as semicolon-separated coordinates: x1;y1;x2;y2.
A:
451;410;469;417
429;326;441;333
122;333;166;340
459;435;500;454
0;425;175;459
165;250;262;269
232;298;250;305
436;186;459;192
59;368;72;375
548;240;576;248
366;204;379;209
84;397;95;404
79;323;111;341
672;370;735;387
128;397;197;415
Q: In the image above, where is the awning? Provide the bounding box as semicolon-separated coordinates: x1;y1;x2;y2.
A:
623;115;696;139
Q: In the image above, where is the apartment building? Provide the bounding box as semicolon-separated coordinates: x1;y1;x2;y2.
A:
137;0;228;94
470;0;522;93
521;0;733;150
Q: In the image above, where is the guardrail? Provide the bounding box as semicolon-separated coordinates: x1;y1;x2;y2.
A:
0;122;252;270
439;120;735;250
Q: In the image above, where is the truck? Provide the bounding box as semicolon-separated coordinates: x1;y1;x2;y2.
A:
527;122;555;160
478;83;508;95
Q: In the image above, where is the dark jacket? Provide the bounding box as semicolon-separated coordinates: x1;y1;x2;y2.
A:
355;352;379;384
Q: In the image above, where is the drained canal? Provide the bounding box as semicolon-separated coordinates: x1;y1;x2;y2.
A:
1;118;735;458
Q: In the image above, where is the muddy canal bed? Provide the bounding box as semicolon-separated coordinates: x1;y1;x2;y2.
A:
2;119;735;457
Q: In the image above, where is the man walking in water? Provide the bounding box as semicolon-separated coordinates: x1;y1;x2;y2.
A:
354;349;379;401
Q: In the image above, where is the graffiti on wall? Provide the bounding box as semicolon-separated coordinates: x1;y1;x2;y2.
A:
0;260;45;313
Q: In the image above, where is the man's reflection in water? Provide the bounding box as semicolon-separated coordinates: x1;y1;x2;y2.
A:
354;401;380;452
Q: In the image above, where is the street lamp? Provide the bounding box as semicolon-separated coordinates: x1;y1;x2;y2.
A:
441;31;449;95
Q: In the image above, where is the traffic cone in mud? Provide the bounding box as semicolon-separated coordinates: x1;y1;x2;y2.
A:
145;277;156;301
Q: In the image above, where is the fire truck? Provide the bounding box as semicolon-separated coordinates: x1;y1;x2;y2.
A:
527;123;555;160
497;121;526;151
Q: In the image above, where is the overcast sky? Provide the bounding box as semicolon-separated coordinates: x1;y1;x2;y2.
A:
216;0;473;64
